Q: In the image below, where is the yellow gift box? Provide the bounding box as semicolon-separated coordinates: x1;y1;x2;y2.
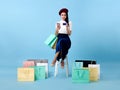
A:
17;68;34;81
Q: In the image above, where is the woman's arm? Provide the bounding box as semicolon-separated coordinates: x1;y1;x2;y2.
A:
66;25;71;35
55;23;60;35
55;28;59;35
66;21;72;35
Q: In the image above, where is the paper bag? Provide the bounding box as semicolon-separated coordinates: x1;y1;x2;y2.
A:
33;66;46;80
72;68;90;83
72;62;83;69
88;64;100;81
17;68;34;81
37;63;48;78
75;60;96;67
44;34;57;49
23;61;35;67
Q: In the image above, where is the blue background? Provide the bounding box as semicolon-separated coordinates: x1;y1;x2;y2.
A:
0;0;120;90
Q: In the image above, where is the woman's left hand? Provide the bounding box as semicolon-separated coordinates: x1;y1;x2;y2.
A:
66;23;69;28
66;24;71;35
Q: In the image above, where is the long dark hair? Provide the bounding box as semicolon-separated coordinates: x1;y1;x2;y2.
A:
59;8;69;26
65;12;69;26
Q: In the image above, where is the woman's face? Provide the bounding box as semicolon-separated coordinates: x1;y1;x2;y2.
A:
60;12;66;20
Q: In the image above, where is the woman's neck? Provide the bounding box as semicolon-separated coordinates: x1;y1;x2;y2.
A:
61;19;65;21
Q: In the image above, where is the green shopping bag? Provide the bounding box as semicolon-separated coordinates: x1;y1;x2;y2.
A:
72;62;83;69
31;66;46;80
44;34;57;48
72;68;90;83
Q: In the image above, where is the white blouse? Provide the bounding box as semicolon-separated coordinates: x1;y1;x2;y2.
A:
55;20;72;34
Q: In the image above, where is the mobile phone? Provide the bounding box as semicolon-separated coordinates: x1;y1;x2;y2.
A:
63;23;66;25
57;23;60;26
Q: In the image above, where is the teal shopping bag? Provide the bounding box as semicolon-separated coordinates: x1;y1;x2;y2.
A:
44;34;57;48
72;62;83;69
72;68;90;83
31;66;46;80
35;66;46;80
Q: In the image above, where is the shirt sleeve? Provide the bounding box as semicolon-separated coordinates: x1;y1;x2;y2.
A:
69;21;72;31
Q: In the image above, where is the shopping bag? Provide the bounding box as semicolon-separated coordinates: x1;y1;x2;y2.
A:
72;62;83;69
88;64;100;81
75;60;96;67
17;68;34;81
33;66;46;80
52;39;57;49
34;59;48;66
23;61;35;67
37;63;48;78
27;59;36;63
44;34;57;48
27;59;48;66
72;68;90;83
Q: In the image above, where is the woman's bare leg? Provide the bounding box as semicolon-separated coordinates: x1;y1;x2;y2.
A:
51;52;60;66
61;59;64;69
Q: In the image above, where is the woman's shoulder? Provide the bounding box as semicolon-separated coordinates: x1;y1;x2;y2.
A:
69;21;72;24
69;21;72;26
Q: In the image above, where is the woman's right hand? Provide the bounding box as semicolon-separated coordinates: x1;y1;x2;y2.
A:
55;23;60;35
56;23;61;30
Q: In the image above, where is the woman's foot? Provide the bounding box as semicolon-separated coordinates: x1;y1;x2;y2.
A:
51;59;56;67
61;61;64;69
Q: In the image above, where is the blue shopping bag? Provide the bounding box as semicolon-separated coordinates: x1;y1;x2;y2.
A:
44;34;57;49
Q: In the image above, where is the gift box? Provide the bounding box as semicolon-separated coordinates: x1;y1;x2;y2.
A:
23;61;35;67
88;64;100;81
72;68;90;83
17;68;34;81
75;60;96;67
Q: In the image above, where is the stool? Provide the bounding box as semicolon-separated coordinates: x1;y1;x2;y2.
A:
54;56;69;77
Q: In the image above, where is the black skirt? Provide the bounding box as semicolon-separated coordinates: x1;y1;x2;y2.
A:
56;34;71;61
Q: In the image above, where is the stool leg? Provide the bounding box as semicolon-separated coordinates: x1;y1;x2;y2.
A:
66;57;69;77
54;61;59;77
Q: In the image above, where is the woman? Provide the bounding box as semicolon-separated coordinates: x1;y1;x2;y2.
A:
51;8;72;68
